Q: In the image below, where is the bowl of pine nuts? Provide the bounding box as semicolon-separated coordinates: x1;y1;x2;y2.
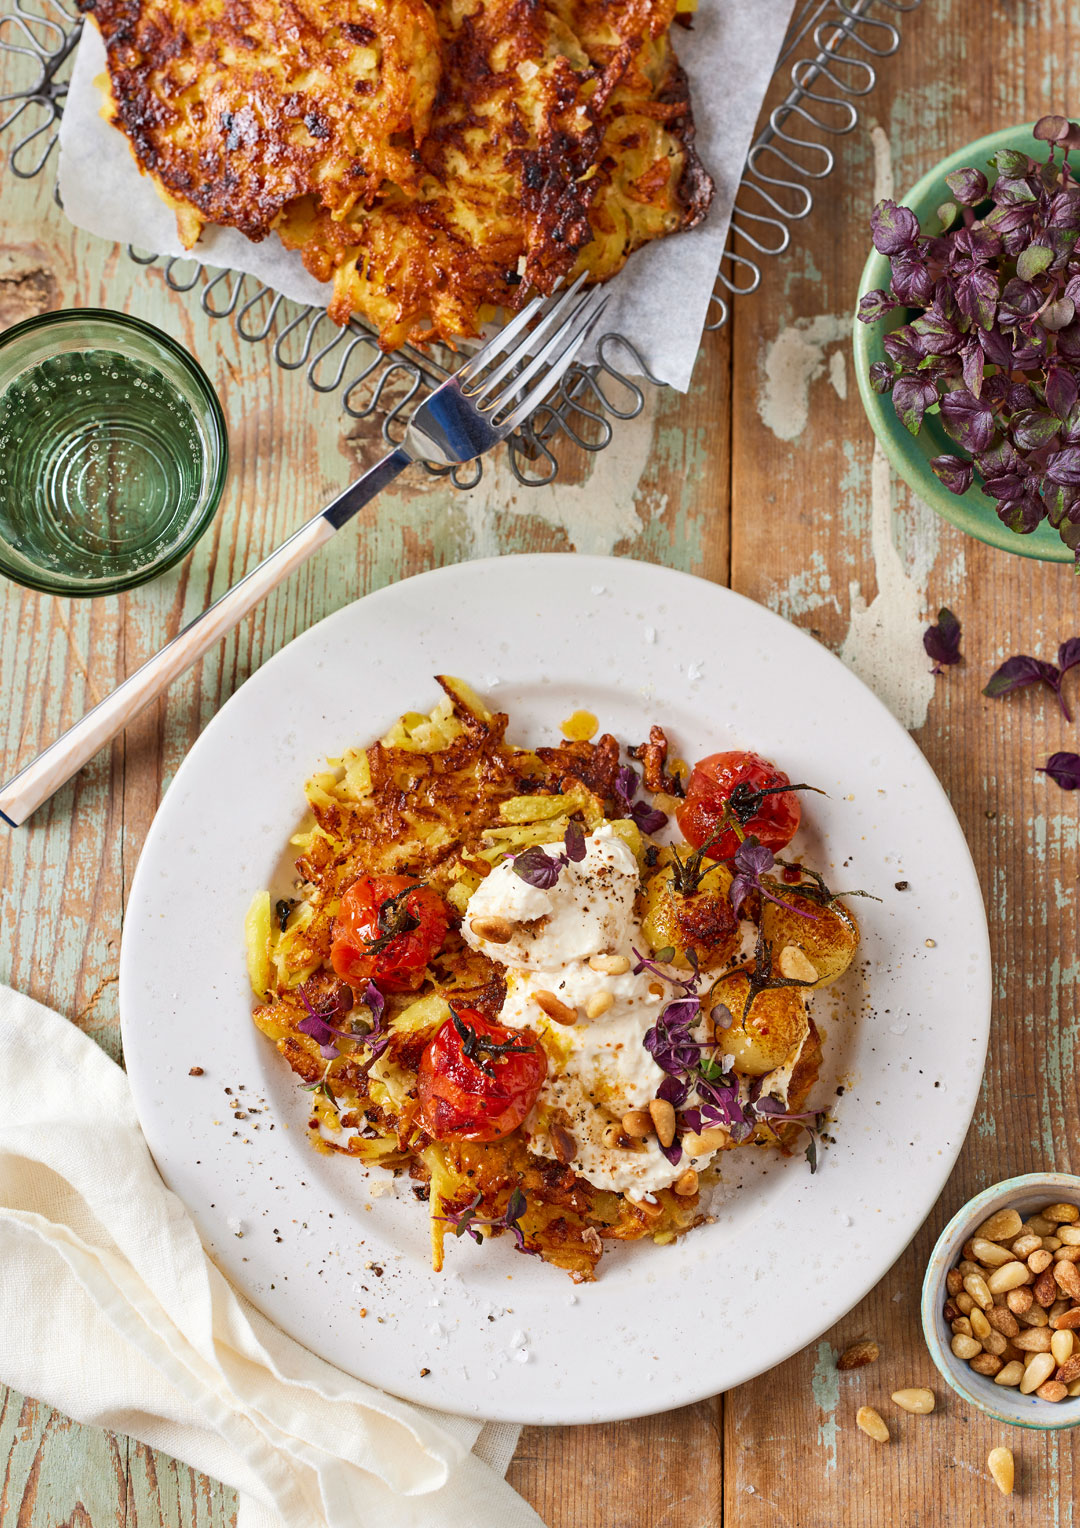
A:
922;1174;1080;1429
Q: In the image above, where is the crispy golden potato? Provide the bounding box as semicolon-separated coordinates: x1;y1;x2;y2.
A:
760;888;860;989
640;850;740;970
707;970;810;1077
84;0;713;348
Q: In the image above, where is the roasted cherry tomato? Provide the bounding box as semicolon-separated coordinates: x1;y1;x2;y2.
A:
331;874;449;992
417;1008;547;1142
676;750;801;859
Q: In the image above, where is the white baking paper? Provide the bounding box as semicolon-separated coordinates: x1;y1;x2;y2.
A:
58;0;794;392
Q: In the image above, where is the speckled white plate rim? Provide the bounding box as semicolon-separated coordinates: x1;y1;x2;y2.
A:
119;554;992;1425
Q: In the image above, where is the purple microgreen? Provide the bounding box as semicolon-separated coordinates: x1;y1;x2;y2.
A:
983;653;1073;721
563;819;587;863
858;125;1080;562
643;997;704;1077
923;607;963;672
614;764;639;813
297;983;355;1059
511;844;562;889
630;800;669;835
729;836;820;921
437;1186;540;1256
1058;637;1080;673
301;1076;339;1110
1039;751;1080;790
631;946;701;996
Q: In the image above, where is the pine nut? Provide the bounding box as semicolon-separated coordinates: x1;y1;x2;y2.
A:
778;944;817;983
601;1122;627;1149
1058;1226;1080;1245
972;1237;1015;1267
1011;1233;1044;1258
891;1388;935;1414
469;915;515;944
962;1238;979;1262
951;1334;982;1360
970;1352;1003;1376
1044;1235;1063;1251
976;1209;1023;1243
533;990;578;1025
958;1260;981;1277
1043;1202;1080;1224
963;1272;993;1310
1036;1379;1068;1402
588;953;631;974
585;991;614;1019
1013;1327;1053;1353
622;1109;653;1138
955;1291;975;1314
855;1406;889;1442
987;1305;1020;1338
1056;1353;1080;1384
1035;1267;1059;1307
1019;1304;1049;1327
1068;1379;1080;1396
1026;1215;1055;1237
1007;1287;1034;1315
1055;1245;1080;1263
1055;1260;1080;1300
969;1308;991;1340
1020;1352;1056;1393
994;1361;1025;1387
837;1340;880;1371
987;1447;1015;1495
951;1317;973;1337
982;1331;1008;1357
648;1098;676;1148
946;1268;964;1296
1051;1307;1080;1330
1051;1329;1075;1366
1049;1299;1071;1319
1028;1248;1053;1274
681;1127;728;1156
673;1168;698;1196
986;1261;1030;1294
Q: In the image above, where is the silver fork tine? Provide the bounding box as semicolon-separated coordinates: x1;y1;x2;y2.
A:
487;290;608;422
499;295;609;434
468;273;590;400
455;279;576;386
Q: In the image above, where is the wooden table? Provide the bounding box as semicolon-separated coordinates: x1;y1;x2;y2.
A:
3;0;1079;1520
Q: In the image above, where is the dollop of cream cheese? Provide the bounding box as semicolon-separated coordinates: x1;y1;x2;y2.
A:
463;825;720;1198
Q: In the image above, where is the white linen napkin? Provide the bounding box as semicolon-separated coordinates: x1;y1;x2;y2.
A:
0;985;543;1528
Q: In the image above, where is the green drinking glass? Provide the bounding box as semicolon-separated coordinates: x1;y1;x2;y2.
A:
0;308;228;596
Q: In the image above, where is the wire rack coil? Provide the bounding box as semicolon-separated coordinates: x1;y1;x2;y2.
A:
0;0;920;486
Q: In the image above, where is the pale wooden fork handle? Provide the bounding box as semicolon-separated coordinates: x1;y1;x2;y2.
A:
0;445;411;827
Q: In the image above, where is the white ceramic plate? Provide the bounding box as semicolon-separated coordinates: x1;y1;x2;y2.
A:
120;555;991;1425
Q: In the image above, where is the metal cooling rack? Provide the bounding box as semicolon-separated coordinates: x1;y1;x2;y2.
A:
0;0;920;486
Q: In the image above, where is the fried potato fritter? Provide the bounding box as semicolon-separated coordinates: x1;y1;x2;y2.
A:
81;0;714;348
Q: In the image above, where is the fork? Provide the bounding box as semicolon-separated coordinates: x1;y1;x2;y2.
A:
0;278;608;827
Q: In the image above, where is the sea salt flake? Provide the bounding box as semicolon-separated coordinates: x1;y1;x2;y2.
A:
888;1023;908;1036
687;661;704;682
590;584;607;595
511;1347;531;1364
644;626;657;644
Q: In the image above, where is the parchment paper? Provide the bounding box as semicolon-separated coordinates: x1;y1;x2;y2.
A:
58;0;794;392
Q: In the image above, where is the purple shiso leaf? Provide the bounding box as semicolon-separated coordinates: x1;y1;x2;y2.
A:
1044;446;1080;485
630;800;668;835
868;361;895;394
1035;114;1071;144
563;819;587;863
923;607;963;669
945;166;989;206
1057;637;1080;673
931;454;974;495
297;985;355;1059
362;980;385;1030
511;844;562;889
889;251;934;306
983;654;1063;702
614;764;639;814
1047;367;1080;421
892;375;939;436
644;998;704;1076
870;198;920;255
857;289;898;324
939;389;996;453
1039;752;1080;790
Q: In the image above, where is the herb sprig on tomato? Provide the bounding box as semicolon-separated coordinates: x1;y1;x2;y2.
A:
331;874;450;992
418;1008;547;1142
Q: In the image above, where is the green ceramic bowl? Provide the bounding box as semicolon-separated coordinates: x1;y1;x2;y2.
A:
853;124;1072;563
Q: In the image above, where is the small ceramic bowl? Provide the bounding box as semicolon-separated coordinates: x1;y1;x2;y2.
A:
922;1173;1080;1430
853;123;1071;564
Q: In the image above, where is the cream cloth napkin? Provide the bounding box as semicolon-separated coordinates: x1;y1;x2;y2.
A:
0;985;545;1528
